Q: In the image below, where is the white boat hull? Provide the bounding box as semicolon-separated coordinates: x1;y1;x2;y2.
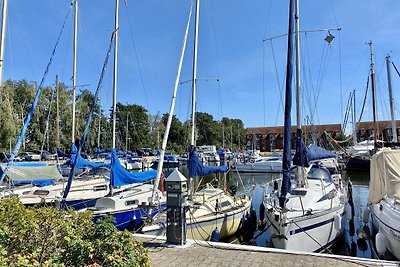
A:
267;204;345;252
370;199;400;260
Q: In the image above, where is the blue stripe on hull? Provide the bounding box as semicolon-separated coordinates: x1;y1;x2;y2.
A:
93;203;167;231
290;217;334;235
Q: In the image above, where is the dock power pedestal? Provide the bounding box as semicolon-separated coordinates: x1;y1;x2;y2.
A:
165;169;188;245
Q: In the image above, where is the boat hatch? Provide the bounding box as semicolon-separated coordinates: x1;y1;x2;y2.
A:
220;200;231;208
33;190;50;196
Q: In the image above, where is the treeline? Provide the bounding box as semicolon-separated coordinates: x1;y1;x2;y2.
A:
0;80;246;154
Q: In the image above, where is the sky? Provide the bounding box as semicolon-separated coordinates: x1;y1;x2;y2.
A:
3;0;400;130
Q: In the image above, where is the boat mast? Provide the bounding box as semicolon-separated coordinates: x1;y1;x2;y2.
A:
295;0;301;134
191;0;199;148
368;41;378;150
56;75;60;147
149;2;193;206
112;0;119;149
71;0;78;144
386;55;397;142
352;90;357;144
0;0;7;88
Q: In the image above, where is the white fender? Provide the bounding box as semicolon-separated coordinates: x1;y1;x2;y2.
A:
362;208;370;224
376;231;387;255
345;202;352;221
334;213;341;231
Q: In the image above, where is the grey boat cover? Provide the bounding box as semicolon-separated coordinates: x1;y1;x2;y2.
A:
368;148;400;204
0;164;63;186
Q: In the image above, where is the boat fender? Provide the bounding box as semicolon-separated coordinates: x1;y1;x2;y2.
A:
345;202;352;221
211;227;220;242
362;208;370;224
348;219;355;237
334;213;341;231
250;206;257;223
375;231;387;255
357;238;368;251
259;202;266;221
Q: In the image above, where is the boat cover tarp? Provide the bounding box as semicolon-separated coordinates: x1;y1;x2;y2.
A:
68;144;109;169
368;148;400;204
189;147;228;178
0;164;62;187
110;148;157;187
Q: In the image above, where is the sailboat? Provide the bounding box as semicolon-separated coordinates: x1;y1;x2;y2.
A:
363;45;400;260
140;0;251;241
74;0;167;230
263;0;347;252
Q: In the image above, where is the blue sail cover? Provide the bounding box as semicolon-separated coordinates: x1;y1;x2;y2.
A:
307;144;336;161
293;132;310;167
68;154;108;169
110;149;157;187
188;147;228;178
56;148;70;158
279;0;295;208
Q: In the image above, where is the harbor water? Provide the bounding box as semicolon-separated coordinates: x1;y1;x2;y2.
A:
165;164;392;261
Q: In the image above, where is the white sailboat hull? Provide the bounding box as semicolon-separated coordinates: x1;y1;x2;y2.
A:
370;199;400;260
267;204;345;252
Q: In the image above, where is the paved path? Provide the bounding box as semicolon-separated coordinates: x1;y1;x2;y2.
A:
136;235;398;267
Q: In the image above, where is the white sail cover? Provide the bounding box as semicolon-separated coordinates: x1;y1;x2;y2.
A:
368;148;400;204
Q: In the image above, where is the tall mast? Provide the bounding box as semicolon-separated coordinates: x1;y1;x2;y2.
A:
0;0;7;88
71;0;78;144
125;112;129;151
295;0;301;131
352;90;357;144
386;55;397;142
190;0;200;147
112;0;119;149
56;75;60;147
149;2;193;205
368;41;378;149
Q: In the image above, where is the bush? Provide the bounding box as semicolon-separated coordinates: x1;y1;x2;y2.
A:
0;197;151;266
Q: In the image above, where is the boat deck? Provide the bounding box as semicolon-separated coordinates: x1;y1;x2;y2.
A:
135;234;397;267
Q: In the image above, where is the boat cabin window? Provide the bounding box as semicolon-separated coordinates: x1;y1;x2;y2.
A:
125;200;138;206
93;185;108;191
33;190;50;196
307;167;333;182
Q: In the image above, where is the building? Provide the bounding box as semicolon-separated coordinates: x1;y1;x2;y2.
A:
246;120;400;152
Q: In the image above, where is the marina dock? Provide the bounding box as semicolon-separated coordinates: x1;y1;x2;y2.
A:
136;234;398;267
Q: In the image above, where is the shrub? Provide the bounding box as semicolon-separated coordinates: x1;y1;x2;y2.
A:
0;197;151;266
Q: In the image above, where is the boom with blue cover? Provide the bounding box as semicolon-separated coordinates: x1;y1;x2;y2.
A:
110;148;157;186
188;147;228;178
68;144;108;169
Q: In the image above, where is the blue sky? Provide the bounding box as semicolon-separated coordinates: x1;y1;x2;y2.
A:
3;0;400;129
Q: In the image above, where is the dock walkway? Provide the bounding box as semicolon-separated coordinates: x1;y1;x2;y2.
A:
135;234;399;267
